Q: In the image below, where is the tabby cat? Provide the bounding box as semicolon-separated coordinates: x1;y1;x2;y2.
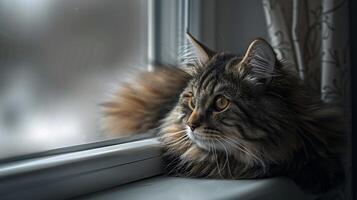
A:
102;33;345;194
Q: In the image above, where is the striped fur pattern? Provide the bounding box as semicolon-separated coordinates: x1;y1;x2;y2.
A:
102;38;346;194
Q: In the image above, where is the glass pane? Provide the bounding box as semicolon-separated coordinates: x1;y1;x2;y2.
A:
0;0;148;160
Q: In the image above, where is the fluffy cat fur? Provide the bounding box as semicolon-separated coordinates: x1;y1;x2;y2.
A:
101;33;346;194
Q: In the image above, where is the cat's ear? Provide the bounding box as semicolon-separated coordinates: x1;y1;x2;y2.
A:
241;38;276;85
186;32;215;65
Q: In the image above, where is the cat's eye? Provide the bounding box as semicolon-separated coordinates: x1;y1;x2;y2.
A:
214;95;230;112
188;96;196;110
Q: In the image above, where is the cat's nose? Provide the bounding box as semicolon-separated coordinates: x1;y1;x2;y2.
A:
187;110;202;131
188;122;198;131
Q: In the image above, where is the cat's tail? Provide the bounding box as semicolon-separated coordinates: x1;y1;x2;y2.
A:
101;67;190;136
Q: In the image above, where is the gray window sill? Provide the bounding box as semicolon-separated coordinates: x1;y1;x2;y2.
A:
0;136;314;200
0;138;163;200
76;176;314;200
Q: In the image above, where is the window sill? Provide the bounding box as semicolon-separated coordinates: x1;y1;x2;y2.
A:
0;138;163;200
76;176;314;200
0;137;314;200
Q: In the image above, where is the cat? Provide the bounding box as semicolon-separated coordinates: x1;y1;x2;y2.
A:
101;33;346;194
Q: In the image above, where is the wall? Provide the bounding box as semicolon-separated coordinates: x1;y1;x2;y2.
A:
201;0;268;55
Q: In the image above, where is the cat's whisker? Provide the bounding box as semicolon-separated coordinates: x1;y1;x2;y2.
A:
216;139;230;175
166;130;186;135
217;135;264;167
215;140;228;169
221;138;248;156
165;134;186;145
210;139;224;178
223;145;234;178
165;133;188;146
222;136;267;172
181;136;192;150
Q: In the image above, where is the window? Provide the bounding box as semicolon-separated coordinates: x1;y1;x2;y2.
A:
0;0;149;160
0;0;191;198
0;0;205;162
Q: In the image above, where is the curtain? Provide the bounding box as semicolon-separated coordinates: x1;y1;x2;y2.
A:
262;0;350;199
262;0;349;104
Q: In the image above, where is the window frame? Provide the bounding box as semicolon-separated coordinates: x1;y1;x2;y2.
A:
147;0;206;66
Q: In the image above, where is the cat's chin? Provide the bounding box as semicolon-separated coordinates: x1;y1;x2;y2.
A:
185;126;224;151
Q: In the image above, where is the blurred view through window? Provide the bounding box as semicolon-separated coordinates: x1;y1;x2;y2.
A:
0;0;148;159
